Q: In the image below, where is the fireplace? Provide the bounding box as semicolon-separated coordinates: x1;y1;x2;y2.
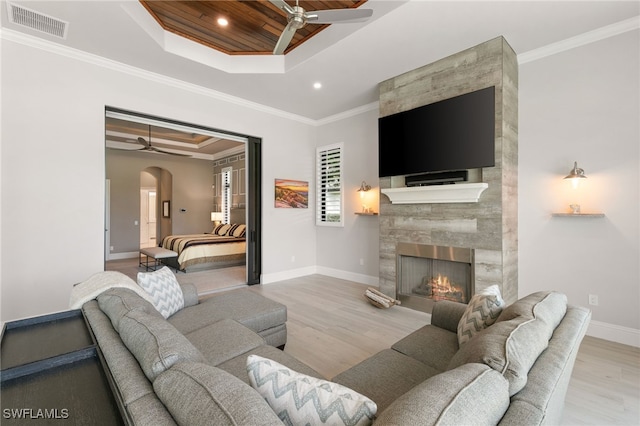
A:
396;242;474;313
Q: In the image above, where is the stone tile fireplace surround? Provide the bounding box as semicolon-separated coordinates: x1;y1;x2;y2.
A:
378;37;518;310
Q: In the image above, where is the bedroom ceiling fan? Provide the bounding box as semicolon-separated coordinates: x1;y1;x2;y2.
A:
269;0;373;55
133;126;192;157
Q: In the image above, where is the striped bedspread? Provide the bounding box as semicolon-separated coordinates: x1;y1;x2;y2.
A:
161;234;244;256
161;233;246;270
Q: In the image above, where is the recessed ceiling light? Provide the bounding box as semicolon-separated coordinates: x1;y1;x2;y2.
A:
217;17;228;27
313;82;322;90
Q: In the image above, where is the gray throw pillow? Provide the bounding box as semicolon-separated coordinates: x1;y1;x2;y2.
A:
457;284;505;345
137;266;184;319
247;355;377;426
118;309;206;382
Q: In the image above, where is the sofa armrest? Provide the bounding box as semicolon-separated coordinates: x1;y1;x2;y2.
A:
430;300;467;333
180;283;199;307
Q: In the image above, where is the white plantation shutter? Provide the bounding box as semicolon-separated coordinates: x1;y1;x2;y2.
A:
221;167;232;224
316;143;343;226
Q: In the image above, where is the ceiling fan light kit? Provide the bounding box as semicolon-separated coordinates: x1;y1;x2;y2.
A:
269;0;372;55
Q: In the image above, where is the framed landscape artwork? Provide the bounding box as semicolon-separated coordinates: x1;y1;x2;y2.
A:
275;179;308;208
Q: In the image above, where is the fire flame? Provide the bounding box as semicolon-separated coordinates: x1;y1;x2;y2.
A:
430;274;465;302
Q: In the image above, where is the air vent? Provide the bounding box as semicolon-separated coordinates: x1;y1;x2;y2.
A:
7;2;68;39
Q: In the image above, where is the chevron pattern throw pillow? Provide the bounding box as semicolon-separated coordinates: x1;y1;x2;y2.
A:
457;284;505;346
246;355;377;426
137;266;184;319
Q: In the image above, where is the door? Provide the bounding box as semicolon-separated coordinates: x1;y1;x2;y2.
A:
140;188;157;248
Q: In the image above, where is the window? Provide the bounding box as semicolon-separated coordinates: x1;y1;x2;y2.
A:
221;167;232;224
316;143;343;226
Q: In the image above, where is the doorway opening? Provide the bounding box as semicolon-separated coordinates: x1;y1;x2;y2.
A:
104;107;262;289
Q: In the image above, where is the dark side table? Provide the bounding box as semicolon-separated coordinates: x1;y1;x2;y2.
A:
1;310;125;425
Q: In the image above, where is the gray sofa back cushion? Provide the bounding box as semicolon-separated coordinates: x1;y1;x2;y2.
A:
119;309;207;382
98;287;163;331
374;363;510;426
448;292;567;396
154;362;284;426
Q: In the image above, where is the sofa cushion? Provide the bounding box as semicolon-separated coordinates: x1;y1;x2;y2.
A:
247;355;377;426
374;363;510;426
217;344;323;385
184;319;265;366
391;324;459;372
168;289;286;336
457;284;505;345
448;291;568;396
154;362;283;426
97;287;163;332
332;349;441;414
137;266;184;319
119;309;206;382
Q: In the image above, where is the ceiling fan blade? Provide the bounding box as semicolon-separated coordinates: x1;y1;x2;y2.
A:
273;21;297;55
269;0;295;16
137;136;150;148
306;8;373;24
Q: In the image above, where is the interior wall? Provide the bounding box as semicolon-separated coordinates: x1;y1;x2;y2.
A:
518;30;639;339
314;108;380;284
106;149;214;256
0;38;316;322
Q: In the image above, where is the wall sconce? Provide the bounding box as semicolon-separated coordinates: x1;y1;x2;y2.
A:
563;161;587;214
211;212;223;225
357;181;371;199
564;161;587;189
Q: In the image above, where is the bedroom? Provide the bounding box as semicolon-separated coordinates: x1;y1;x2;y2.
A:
105;111;254;292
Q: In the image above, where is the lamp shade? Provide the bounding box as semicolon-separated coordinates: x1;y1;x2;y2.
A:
211;212;224;222
564;161;587;189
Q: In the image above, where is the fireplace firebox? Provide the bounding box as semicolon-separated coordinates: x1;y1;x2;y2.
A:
396;242;474;313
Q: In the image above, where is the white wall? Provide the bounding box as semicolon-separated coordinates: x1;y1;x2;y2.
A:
0;38;316;321
314;108;380;285
519;30;639;343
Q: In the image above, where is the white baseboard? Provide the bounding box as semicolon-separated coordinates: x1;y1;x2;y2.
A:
587;319;640;348
315;266;379;287
261;266;318;284
107;252;139;261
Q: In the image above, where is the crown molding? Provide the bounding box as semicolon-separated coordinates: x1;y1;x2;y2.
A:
518;15;639;64
0;28;316;126
3;15;638;127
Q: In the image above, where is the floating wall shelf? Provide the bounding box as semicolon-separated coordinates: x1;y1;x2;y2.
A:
381;183;489;204
551;213;605;218
355;212;378;216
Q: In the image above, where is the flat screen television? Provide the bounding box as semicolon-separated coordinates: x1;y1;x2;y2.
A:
378;86;495;178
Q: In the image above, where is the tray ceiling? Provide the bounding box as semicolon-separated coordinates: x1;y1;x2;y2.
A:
140;0;367;55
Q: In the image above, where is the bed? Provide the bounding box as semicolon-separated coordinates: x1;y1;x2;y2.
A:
160;223;246;272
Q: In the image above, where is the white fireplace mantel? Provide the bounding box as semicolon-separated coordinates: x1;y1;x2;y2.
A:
381;182;489;204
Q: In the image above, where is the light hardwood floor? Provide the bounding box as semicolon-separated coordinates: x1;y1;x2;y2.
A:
249;275;640;426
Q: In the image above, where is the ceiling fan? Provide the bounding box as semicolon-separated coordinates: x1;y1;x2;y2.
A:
133;126;192;157
269;0;373;55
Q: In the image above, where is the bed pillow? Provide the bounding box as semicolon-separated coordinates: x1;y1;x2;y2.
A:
212;223;232;236
247;355;377;426
230;224;246;238
137;266;184;319
457;284;505;345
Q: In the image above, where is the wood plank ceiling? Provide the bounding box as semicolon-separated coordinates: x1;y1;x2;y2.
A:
140;0;367;55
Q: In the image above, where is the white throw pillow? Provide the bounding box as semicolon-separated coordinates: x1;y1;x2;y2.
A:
246;355;377;426
457;284;505;346
137;266;184;319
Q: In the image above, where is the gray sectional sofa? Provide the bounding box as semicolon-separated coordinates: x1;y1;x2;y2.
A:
82;282;590;425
